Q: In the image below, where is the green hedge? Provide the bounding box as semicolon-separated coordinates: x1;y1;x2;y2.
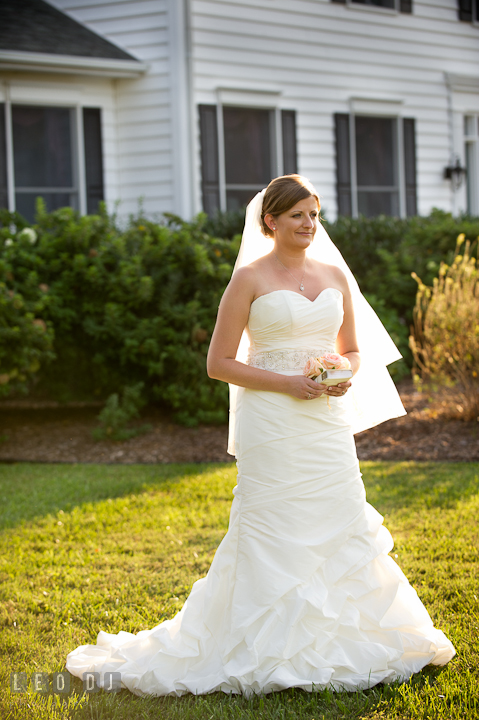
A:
325;211;479;376
0;204;238;425
1;204;478;425
205;209;479;380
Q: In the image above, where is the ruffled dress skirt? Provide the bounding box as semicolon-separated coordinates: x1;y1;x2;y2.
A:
66;383;455;696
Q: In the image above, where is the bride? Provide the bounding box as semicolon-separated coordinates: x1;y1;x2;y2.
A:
66;174;455;696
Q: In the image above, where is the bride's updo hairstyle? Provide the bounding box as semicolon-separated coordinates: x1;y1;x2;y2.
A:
261;174;320;238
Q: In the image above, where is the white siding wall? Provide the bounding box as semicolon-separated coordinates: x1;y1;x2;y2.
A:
51;0;175;218
189;0;479;218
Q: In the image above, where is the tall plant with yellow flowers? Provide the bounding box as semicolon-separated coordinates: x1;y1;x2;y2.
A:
409;234;479;421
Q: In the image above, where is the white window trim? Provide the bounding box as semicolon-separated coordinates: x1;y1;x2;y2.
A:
214;88;285;213
464;114;479;215
2;83;91;216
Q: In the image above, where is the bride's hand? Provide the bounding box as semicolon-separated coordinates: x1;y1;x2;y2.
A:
326;381;352;398
286;375;328;400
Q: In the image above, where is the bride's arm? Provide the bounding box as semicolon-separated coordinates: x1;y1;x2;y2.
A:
331;269;360;394
207;268;326;400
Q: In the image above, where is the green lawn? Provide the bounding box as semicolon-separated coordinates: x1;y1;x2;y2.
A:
0;461;478;720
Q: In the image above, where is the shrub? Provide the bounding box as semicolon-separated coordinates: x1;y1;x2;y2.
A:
0;216;55;396
1;202;478;425
325;211;479;364
92;382;151;441
0;204;237;425
409;235;479;421
200;208;245;240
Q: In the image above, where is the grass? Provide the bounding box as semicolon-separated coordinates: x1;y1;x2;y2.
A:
0;460;478;720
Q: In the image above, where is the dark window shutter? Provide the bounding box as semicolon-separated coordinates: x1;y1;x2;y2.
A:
331;0;346;4
83;108;104;214
199;105;220;215
403;118;417;216
281;110;298;174
334;113;352;217
399;0;413;13
0;104;7;210
458;0;473;20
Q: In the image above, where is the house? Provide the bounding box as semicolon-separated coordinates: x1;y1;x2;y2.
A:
0;0;478;224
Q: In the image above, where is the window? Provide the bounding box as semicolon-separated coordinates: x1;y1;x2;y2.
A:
458;0;479;22
331;0;412;13
464;115;479;214
0;104;104;222
198;105;297;214
0;108;7;212
334;114;417;218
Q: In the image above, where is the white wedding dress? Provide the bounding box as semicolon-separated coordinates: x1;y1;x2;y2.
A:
66;288;455;696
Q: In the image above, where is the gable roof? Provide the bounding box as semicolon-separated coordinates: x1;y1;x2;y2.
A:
0;0;137;61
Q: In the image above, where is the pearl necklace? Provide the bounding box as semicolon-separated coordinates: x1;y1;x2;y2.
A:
274;253;306;292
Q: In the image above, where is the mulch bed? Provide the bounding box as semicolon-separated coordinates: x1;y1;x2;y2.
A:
0;382;477;464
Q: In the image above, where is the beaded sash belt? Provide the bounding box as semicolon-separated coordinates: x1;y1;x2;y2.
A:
247;348;333;372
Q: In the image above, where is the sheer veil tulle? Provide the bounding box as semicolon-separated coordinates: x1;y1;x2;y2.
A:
227;187;406;455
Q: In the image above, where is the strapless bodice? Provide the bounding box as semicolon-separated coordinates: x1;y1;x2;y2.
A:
246;288;344;369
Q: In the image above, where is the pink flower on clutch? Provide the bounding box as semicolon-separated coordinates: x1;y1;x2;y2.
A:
303;357;324;379
303;353;351;379
320;352;351;371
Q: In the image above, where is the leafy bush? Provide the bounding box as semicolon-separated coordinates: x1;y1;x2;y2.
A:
0;204;237;425
92;382;151;440
188;207;479;368
409;235;479;421
201;208;245;240
1;202;478;426
0;215;55;396
325;210;479;363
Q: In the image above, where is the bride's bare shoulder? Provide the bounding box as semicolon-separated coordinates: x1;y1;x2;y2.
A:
224;263;260;303
311;259;349;292
228;255;270;291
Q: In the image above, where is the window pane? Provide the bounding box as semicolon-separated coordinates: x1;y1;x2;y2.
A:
12;106;73;188
226;188;260;211
223;107;272;185
352;0;395;8
15;192;76;223
356;116;397;187
0;104;7;210
399;0;412;14
358;190;399;217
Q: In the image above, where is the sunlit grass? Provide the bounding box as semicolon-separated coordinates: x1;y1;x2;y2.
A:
0;461;478;719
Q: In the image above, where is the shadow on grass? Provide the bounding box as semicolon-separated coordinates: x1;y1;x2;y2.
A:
0;462;234;530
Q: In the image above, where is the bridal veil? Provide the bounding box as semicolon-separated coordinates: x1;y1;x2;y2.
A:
227;184;406;455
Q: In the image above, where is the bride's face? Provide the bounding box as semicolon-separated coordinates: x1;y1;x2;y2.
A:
270;196;319;251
